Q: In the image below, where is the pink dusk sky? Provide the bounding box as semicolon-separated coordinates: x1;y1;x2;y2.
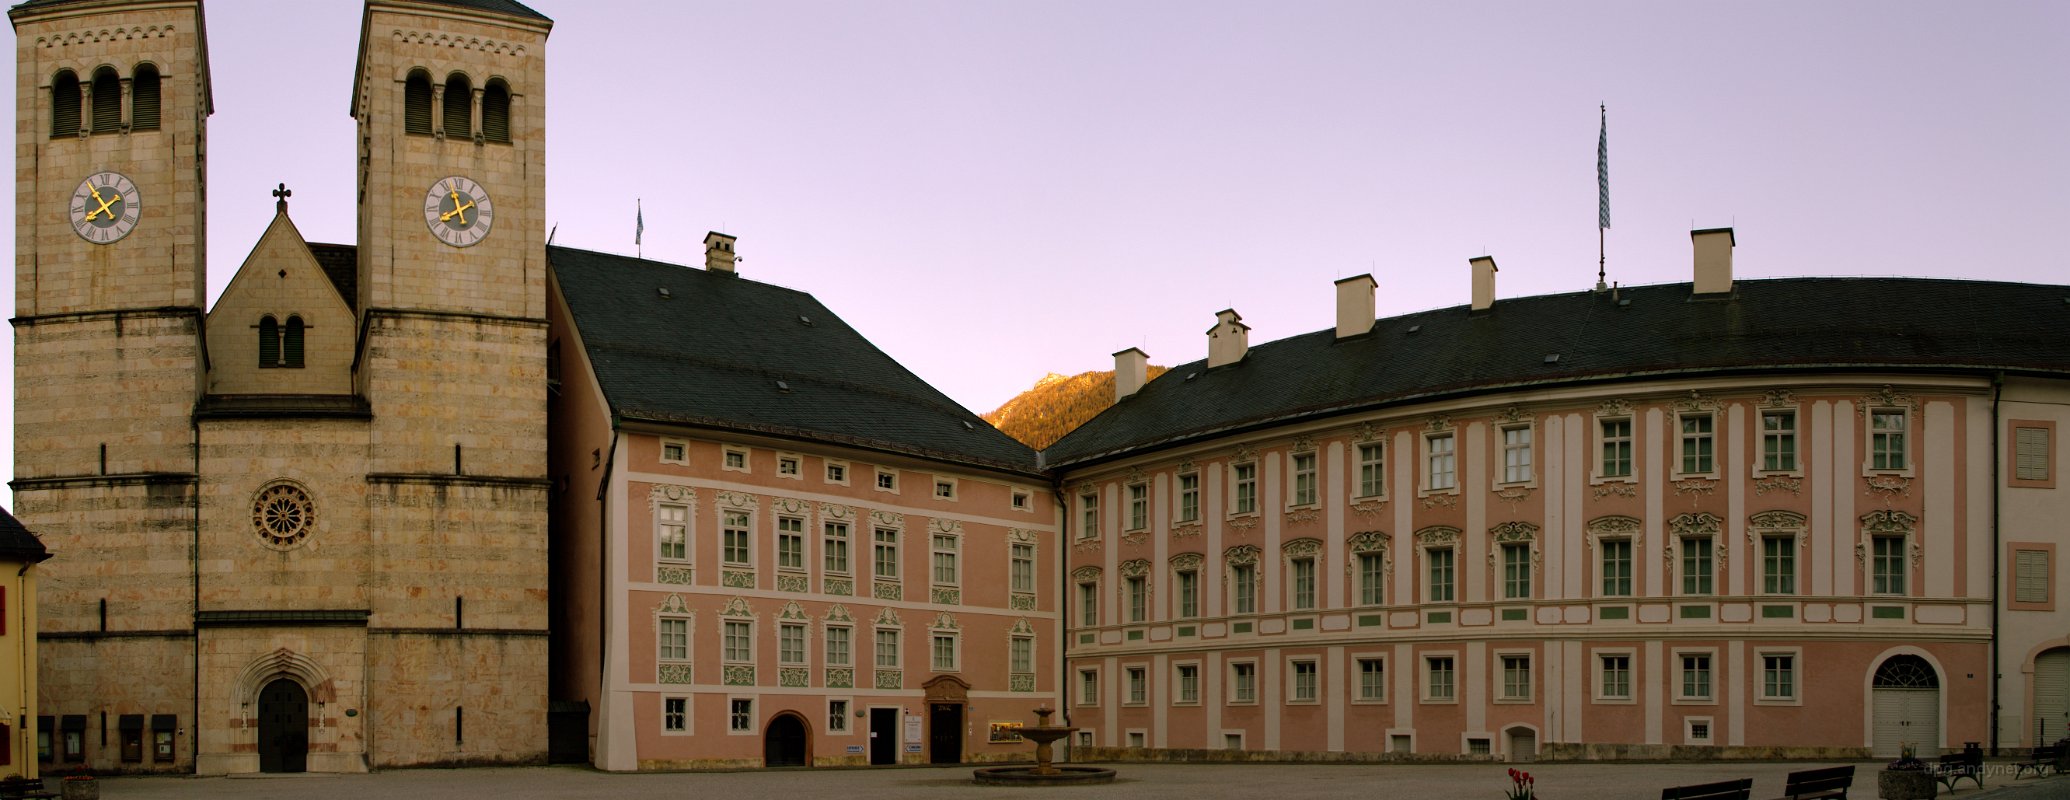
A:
5;0;2068;491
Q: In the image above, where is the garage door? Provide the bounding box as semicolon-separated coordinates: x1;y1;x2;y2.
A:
2035;649;2070;744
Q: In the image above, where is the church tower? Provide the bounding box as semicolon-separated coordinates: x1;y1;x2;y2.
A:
10;0;210;772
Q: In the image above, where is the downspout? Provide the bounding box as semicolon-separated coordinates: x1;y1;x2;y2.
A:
1052;484;1071;741
1990;372;2003;755
18;564;30;779
595;430;619;751
191;417;201;772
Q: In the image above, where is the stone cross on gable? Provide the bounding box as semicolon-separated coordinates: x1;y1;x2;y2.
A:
273;183;292;214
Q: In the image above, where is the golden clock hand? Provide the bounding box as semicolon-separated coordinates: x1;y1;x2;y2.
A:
87;192;119;222
441;198;476;224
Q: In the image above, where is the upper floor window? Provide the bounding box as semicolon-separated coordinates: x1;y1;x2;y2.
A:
1177;473;1200;523
1870;410;1908;471
1501;543;1531;599
1426;433;1456;491
257;315;305;369
51;70;80;137
1126;484;1148;530
1501;425;1532;483
1681;536;1714;595
482;79;512;144
1290;452;1318;506
90;67;120;134
1231;563;1257;614
1427;546;1455;603
1761;410;1798;472
1079;492;1099;539
1600;538;1633;597
1600;417;1633;478
131;64;160;131
2014;424;2054;485
1356;442;1385;498
442;73;473;139
1289;555;1317;610
1871;535;1907;594
1232;463;1258;514
404;70;434;135
1679;413;1714;475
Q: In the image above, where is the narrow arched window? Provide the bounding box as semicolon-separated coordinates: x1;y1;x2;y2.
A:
442;73;472;139
284;316;305;368
481;79;510;144
51;70;80;137
131;64;160;131
258;316;280;368
90;67;120;134
403;69;432;135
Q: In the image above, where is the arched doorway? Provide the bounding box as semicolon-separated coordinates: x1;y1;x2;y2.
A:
256;678;309;773
1504;725;1537;762
1871;655;1940;758
2034;649;2070;744
763;712;809;767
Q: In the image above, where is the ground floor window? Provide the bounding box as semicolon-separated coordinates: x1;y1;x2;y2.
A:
729;699;753;732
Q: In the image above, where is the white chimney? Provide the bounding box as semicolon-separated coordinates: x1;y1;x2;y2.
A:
1113;347;1149;401
1334;274;1376;339
1692;227;1735;294
1470;256;1498;311
1207;309;1249;368
704;231;738;273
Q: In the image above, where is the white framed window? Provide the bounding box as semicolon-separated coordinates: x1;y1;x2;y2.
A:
874;468;899;493
823;522;850;575
931;632;959;672
1288;659;1319;704
722;445;750;473
1759;409;1798;473
663;696;688;733
1424;655;1456;702
1127;730;1147;748
1600;538;1633;597
1498;653;1532;701
1290;452;1318;507
1223;731;1245;750
1357;552;1385;606
825;625;851;667
1680;536;1714;595
1501;543;1531;600
933;478;957;500
1757;649;1801;704
1010;635;1034;675
1684;716;1714;745
1077;578;1101;627
1872;534;1907;594
777;516;805;571
723;620;754;664
931;534;960;585
728;697;753;733
1426;546;1455;603
1078;730;1095;747
1125;666;1147;705
1289;556;1317;610
1010;542;1036;594
1231;463;1258;514
779;622;807;665
824;460;849;485
1078;668;1100;706
1762;534;1796;594
1011;488;1032;511
1175;567;1199;618
1598;416;1634;479
776;453;802;479
1228;661;1257;704
1231;563;1257;614
656;503;688;562
1425;432;1457;491
874;628;901;669
659;617;689;662
1677;412;1715;475
1500;424;1533;484
1355;656;1386;702
1595;651;1635;702
1176;472;1201;522
1356;441;1385;498
1079;492;1100;539
1870;409;1908;471
1676;651;1715;702
1126;483;1148;530
1175;663;1201;705
722;510;752;567
827;698;850;734
660;439;688;465
2015;548;2052;606
1125;575;1147;622
2013;423;2054;486
872;527;899;580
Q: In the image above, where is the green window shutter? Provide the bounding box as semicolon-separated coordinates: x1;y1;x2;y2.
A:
2016;426;2051;481
2016;550;2049;604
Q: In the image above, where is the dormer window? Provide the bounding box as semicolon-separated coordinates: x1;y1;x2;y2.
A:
257;315;305;369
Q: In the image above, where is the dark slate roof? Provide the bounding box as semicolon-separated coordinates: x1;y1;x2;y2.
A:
307;243;358;312
412;0;550;22
1045;277;2070;469
550;246;1041;477
0;507;52;564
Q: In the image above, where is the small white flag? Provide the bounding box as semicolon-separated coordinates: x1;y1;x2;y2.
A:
635;199;644;246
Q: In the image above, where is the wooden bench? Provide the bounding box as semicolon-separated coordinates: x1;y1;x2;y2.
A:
2014;744;2063;778
1932;752;1984;791
0;775;56;800
1767;764;1854;800
1661;777;1753;800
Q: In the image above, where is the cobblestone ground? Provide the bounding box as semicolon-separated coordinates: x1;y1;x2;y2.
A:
59;762;2070;800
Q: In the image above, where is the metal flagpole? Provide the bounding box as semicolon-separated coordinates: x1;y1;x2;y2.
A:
1597;104;1609;292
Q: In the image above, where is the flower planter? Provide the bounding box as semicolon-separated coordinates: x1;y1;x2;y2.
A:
1876;769;1934;800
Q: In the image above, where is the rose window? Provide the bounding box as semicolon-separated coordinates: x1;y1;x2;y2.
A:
252;482;315;549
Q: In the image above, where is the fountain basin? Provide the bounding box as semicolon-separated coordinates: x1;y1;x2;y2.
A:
972;765;1117;786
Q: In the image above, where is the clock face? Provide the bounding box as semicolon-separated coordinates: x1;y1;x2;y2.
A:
424;176;494;247
70;171;140;245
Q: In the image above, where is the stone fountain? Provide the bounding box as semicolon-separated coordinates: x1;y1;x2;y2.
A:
972;705;1116;785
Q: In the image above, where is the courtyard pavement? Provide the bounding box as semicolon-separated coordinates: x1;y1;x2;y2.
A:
58;761;2070;800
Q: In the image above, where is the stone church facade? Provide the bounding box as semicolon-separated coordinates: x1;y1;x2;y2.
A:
10;0;552;773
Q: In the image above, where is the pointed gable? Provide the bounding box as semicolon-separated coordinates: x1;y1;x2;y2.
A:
204;212;357;397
